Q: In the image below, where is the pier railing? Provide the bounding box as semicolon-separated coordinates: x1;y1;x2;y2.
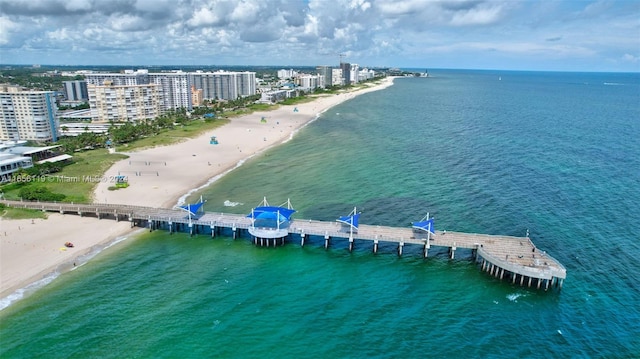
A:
477;246;565;280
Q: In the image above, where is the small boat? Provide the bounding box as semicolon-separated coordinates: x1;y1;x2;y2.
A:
64;242;74;248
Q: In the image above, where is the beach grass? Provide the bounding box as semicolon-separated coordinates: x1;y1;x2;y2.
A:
0;205;48;219
122;118;231;151
46;149;130;202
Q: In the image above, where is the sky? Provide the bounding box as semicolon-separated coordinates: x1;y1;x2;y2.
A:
0;0;639;72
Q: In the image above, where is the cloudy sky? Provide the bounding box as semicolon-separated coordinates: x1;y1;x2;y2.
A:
1;0;638;72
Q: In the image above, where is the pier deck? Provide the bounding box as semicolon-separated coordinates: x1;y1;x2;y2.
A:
1;200;566;290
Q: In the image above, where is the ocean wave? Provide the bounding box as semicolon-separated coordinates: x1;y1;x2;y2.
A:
0;272;58;311
282;113;321;144
223;200;244;207
506;292;528;302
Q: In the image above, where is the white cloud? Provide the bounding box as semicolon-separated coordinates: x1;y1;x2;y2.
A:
449;4;505;26
46;28;73;42
110;14;148;32
377;0;426;16
0;17;20;45
187;6;227;27
63;0;93;12
0;0;637;71
229;0;261;23
621;53;639;63
350;0;371;12
302;14;319;38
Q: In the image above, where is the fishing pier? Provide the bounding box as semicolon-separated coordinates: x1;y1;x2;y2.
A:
2;199;567;291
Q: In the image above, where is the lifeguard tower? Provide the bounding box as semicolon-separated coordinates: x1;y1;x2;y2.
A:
115;175;128;188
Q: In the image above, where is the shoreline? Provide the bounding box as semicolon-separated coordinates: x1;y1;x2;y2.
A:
0;77;396;307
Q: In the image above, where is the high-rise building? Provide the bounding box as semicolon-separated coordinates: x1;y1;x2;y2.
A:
85;69;191;111
191;86;204;107
358;68;376;82
316;66;332;88
331;69;344;86
297;74;324;90
149;72;192;111
83;69;256;119
188;71;256;101
340;62;351;85
350;63;360;84
277;69;296;79
63;80;89;101
87;82;164;122
84;70;149;86
0;85;59;142
236;71;257;98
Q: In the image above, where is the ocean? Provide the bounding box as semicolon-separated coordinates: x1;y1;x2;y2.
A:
1;70;639;358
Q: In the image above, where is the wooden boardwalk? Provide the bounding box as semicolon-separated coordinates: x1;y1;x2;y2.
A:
1;200;566;291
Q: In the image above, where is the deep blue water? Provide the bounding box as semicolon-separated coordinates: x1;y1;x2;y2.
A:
1;70;639;358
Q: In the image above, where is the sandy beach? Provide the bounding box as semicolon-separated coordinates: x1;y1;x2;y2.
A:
0;77;395;304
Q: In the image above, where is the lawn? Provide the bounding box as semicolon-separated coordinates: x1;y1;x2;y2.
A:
1;149;128;203
0;205;48;219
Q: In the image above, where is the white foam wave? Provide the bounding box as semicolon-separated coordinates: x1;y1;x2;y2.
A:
281;113;321;144
223;200;243;207
0;272;58;311
506;292;527;302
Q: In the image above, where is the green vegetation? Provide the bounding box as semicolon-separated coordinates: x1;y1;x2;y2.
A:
0;67;80;91
280;96;316;105
58;102;90;110
122;118;230;151
19;185;65;201
1;149;128;203
44;150;129;202
0;204;48;220
246;103;274;111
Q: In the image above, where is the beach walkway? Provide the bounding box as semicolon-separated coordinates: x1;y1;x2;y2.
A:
2;199;566;291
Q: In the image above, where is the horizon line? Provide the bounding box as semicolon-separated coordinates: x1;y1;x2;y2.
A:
1;64;638;74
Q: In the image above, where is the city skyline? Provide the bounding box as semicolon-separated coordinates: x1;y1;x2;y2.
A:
0;0;639;73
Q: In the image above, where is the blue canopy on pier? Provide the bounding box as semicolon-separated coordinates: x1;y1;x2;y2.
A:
337;213;360;229
178;201;205;216
247;206;296;229
412;218;435;234
247;206;296;220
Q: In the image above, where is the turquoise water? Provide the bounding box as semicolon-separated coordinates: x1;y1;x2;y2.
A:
2;70;639;358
